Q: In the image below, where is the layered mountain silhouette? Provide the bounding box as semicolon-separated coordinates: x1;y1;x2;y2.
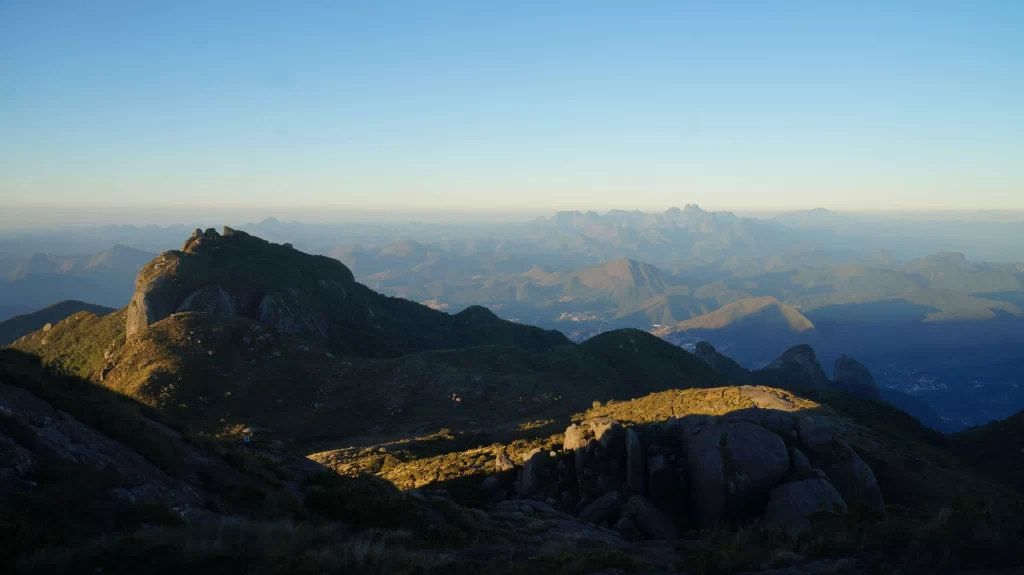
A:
0;244;153;319
5;228;1024;573
692;341;880;400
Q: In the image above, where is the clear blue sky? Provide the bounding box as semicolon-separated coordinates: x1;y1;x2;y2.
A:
1;1;1022;215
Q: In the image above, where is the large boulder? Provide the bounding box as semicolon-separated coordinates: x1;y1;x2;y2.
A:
495;452;515;472
520;448;545;496
797;416;836;454
564;423;590;478
764;478;848;535
822;439;886;516
626;495;678;540
723;407;798;438
685;421;791;528
625;428;645;496
789;447;812;473
570;418;627;501
588;417;626;458
579;491;624;524
563;423;588;451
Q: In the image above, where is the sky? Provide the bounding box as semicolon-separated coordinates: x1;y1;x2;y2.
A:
1;1;1022;218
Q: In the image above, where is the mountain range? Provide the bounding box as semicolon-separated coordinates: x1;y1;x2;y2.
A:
3;209;1023;430
4;227;1023;573
0;244;153;320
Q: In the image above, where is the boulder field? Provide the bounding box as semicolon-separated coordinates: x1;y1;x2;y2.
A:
482;404;884;540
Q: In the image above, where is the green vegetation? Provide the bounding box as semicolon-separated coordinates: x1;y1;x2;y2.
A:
11;307;125;379
0;300;115;346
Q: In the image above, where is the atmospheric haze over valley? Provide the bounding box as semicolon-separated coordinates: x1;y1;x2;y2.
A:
3;2;1024;573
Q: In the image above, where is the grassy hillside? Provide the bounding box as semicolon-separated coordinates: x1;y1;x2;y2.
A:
10;307;126;379
0;300;115;345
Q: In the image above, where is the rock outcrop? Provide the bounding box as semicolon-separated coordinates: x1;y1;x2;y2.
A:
764;478;848;534
124;228;569;358
685;421;790;527
480;405;884;540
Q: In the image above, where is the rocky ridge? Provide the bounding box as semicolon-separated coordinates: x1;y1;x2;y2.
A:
697;341;881;400
476;386;884;540
126;227;569;357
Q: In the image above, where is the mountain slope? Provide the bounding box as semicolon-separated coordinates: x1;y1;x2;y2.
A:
655;296;814;335
10;230;723;448
0;300;115;346
8;229;1024;573
0;349;305;570
952;409;1024;493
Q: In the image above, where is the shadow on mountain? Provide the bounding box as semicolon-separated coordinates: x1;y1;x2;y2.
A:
805;299;939;324
385;388;1024;573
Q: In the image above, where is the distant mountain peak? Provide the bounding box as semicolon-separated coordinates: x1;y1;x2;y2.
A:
656;296;814;335
763;344;830;387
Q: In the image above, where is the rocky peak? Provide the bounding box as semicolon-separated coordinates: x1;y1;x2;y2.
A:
764;344;830;388
833;355;882;400
125;229;567;357
692;341;749;382
694;341;717;362
127;228;355;340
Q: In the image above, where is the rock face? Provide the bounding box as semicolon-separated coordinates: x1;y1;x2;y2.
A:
520;448;545;496
579;491;623;524
483;407;883;542
833;355;882;400
123;228;569;357
764;478;848;534
822;439;886;516
177;285;238;316
685;421;790;527
625;428;645;496
789;447;812;473
626;495;678;539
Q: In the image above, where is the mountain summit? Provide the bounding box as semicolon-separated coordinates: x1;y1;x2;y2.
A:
126;227;568;357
